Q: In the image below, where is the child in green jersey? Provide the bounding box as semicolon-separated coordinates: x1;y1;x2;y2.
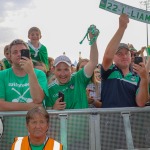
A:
27;27;49;72
1;44;12;69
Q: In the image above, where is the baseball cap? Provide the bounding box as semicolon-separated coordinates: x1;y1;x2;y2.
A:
116;43;129;53
53;55;72;67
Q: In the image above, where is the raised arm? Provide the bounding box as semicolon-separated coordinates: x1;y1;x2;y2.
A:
102;14;129;70
84;28;99;77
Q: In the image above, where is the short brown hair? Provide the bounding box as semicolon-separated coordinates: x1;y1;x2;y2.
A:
26;106;49;124
9;39;29;52
28;27;41;36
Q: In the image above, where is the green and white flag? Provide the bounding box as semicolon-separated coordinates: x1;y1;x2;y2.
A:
146;46;150;56
99;0;150;24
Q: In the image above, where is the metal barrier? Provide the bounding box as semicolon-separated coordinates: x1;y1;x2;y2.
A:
0;107;150;150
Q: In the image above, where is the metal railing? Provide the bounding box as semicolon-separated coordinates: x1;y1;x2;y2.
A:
0;107;150;150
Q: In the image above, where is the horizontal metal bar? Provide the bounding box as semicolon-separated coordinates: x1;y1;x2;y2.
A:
0;107;150;116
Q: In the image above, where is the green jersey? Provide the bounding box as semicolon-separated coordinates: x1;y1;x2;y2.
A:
1;58;11;69
28;41;49;71
47;69;91;109
30;143;45;150
0;68;49;104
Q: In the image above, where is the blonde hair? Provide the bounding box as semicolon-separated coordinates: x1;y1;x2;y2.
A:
28;27;41;36
76;58;89;71
90;68;101;97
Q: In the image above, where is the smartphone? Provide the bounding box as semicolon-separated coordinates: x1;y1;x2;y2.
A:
21;49;30;59
58;92;64;102
134;56;143;64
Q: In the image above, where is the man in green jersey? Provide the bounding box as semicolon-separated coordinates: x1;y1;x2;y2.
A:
0;39;49;110
46;31;99;110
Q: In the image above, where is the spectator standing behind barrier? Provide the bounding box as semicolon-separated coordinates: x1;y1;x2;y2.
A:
101;14;148;108
33;61;47;74
76;58;101;108
128;44;138;68
0;39;49;110
1;44;12;69
46;28;99;110
27;27;49;72
86;67;102;108
47;57;56;84
11;106;62;150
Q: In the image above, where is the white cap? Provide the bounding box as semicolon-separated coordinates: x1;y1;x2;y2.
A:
53;55;72;66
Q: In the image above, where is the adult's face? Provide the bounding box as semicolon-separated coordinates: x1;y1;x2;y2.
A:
26;113;49;139
54;62;71;84
94;68;101;81
49;60;54;73
114;48;131;69
10;44;27;66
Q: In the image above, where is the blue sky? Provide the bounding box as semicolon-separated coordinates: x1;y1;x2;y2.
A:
0;0;149;64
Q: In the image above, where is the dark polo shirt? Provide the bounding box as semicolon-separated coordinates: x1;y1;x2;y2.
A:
101;64;140;108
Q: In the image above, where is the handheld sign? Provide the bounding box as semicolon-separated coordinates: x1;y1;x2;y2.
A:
99;0;150;24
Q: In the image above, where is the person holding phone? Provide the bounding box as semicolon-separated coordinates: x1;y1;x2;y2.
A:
46;26;99;110
101;14;148;108
0;39;49;111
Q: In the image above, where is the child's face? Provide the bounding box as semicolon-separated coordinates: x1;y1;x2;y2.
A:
28;31;41;43
4;50;11;61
